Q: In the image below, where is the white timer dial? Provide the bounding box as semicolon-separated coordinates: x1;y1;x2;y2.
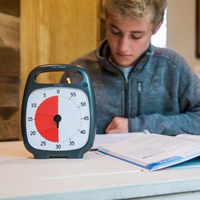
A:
26;87;90;151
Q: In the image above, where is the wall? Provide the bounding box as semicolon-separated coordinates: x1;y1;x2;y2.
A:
167;0;200;77
20;0;97;101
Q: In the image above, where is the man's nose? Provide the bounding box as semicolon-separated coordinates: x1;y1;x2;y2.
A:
118;36;129;53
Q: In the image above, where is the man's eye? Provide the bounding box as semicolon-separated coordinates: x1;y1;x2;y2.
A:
131;35;142;40
111;30;120;35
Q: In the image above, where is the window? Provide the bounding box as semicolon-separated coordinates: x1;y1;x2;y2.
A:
151;9;167;48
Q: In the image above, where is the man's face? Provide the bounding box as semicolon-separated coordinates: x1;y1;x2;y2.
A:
106;14;154;67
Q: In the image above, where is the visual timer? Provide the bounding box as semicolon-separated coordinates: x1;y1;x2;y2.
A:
21;64;96;159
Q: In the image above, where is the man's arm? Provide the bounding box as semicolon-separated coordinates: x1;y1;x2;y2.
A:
105;109;200;135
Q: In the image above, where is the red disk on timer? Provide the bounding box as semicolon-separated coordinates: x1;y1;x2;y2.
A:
35;96;59;143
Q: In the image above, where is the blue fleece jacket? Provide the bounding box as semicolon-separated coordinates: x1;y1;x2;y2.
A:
60;39;200;135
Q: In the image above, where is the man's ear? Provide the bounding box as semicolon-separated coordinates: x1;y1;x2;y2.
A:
153;20;163;35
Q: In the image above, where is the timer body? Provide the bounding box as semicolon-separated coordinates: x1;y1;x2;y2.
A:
21;64;96;159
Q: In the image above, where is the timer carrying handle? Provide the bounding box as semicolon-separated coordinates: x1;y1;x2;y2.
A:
28;64;89;86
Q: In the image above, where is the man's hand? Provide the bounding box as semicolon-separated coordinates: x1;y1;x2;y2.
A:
105;117;128;134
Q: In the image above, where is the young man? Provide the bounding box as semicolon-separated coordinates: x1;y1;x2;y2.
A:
60;0;200;135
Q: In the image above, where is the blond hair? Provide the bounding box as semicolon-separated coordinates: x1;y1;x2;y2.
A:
102;0;168;32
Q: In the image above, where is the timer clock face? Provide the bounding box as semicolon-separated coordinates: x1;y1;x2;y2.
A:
26;87;90;151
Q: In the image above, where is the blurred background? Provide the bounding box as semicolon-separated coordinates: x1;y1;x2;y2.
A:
0;0;199;141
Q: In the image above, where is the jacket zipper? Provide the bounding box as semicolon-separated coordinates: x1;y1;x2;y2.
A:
137;82;142;116
124;79;129;118
114;67;129;118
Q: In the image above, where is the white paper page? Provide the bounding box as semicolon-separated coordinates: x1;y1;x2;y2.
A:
91;131;147;150
176;134;200;141
98;134;200;171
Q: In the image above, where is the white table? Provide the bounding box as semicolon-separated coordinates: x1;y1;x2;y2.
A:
1;141;200;200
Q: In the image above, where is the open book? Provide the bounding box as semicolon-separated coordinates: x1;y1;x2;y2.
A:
92;131;148;150
97;133;200;171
